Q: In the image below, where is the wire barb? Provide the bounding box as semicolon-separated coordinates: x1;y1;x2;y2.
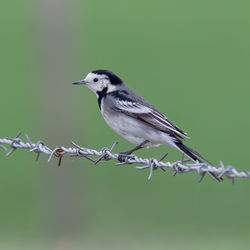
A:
0;133;249;182
5;131;22;157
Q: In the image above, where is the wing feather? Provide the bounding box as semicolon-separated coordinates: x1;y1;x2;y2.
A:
114;100;187;139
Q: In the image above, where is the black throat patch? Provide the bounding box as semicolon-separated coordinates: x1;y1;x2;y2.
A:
96;87;108;109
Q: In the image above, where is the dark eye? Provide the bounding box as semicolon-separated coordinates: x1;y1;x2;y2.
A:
93;78;98;82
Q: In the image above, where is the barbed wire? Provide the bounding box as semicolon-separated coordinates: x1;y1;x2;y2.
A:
0;132;249;183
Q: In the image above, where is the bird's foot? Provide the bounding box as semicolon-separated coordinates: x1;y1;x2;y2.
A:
118;140;149;162
118;152;133;162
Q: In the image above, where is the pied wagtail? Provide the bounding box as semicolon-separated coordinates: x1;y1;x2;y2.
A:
73;70;221;181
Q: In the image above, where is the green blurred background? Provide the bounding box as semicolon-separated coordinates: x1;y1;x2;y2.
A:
1;0;250;249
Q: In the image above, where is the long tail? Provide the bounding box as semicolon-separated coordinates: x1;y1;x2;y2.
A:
175;142;222;182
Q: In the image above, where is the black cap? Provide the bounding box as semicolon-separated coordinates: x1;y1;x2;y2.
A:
92;70;123;85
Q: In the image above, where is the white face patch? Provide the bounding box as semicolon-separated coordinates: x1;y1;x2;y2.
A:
83;72;118;93
84;73;108;92
107;83;118;93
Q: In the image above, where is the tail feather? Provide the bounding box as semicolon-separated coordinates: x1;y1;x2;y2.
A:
175;143;222;182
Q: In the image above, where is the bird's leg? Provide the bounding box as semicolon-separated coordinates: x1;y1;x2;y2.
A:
118;140;149;162
124;140;149;155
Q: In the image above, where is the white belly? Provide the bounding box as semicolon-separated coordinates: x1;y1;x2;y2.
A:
101;108;176;148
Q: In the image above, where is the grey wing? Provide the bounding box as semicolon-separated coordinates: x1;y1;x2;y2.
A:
113;99;188;140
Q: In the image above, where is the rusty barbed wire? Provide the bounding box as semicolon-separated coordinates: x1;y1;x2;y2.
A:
0;132;249;183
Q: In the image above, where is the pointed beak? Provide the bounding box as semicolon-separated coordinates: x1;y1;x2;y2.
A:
72;79;87;85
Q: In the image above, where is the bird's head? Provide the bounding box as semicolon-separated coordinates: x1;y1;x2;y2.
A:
72;70;123;95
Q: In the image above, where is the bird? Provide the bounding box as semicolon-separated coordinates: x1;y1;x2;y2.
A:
73;69;221;181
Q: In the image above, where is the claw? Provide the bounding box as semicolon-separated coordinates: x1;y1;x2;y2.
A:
118;153;128;162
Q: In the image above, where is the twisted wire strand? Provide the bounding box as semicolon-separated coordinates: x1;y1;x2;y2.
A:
0;132;249;183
